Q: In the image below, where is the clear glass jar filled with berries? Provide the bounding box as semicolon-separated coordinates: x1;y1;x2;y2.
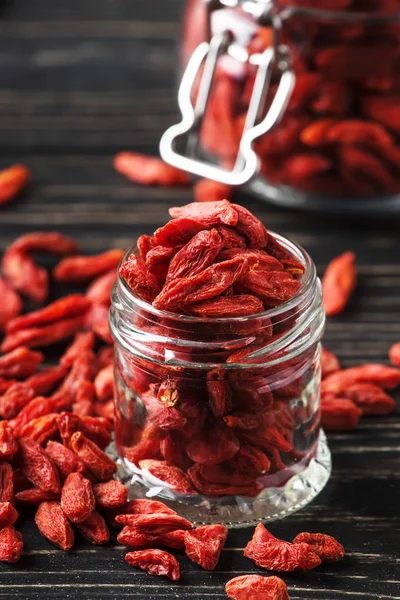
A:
162;0;400;214
110;201;330;526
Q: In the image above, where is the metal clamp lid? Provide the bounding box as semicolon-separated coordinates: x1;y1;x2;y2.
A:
160;0;295;186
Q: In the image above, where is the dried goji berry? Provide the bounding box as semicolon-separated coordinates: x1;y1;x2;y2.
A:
226;575;289;600
321;347;341;379
0;164;30;206
61;472;95;523
322;251;356;316
186;421;239;466
190;294;264;318
152;257;248;311
300;118;339;147
44;441;85;479
86;269;116;305
154;217;208;247
54;249;124;283
137;234;156;261
120;254;161;302
114;152;190;186
116;512;192;531
25;365;66;397
0;347;43;379
0;462;14;503
165;229;223;284
389;342;400;367
20;413;59;446
94;364;114;402
10;232;79;256
229;445;271;478
0;276;22;331
0;382;35;419
322;363;400;394
7;294;91;333
11;397;58;437
237;268;301;308
35;501;74;550
75;510;110;545
60;330;96;369
97;346;114;368
0;502;18;528
138;459;195;494
320;396;361;430
361;93;400;135
146;245;178;280
118;526;185;550
293;532;344;563
194;179;232;203
1;314;87;353
340;147;395;194
312;82;351;116
244;524;321;572
187;463;262;497
343;383;396;416
2;248;48;304
231;204;268;249
206;379;232;417
121;498;177;516
69;431;116;480
0;422;18;460
169;200;238;227
125;549;180;580
19;437;61;493
0;526;23;563
15;488;60;505
93;480;128;509
184;524;228;570
215;225;246;249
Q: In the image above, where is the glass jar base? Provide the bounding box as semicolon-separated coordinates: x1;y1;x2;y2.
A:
112;431;331;529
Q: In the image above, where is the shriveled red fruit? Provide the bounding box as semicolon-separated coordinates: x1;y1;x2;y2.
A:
61;473;95;523
154;218;208;247
6;294;91;333
321;347;340;378
116;512;192;531
15;489;60;505
94;364;114;402
321;397;361;431
18;437;61;493
86;269;116;305
114;152;190;186
0;421;18;460
169;200;238;227
121;498;177;516
389;342;400;367
165;228;223;283
186;422;239;465
244;524;321;572
231;204;268;248
322;251;356;316
0;163;30;206
226;575;289;600
75;510;110;545
54;249;124;283
343;383;396;416
93;480;128;509
0;347;43;379
120;254;160;302
0;502;18;528
35;501;74;550
0;526;23;563
293;532;344;563
138;460;195;494
69;432;116;481
0;462;14;503
118;526;185;550
25;365;66;397
0;276;22;331
125;549;180;580
190;294;264;318
322;364;400;394
184;524;228;570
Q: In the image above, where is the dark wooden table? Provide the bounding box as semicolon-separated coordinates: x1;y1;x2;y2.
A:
0;1;399;598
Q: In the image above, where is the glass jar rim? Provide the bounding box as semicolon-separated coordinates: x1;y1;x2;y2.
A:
117;230;316;325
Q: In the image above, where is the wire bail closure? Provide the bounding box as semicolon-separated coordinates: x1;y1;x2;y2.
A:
160;0;295;186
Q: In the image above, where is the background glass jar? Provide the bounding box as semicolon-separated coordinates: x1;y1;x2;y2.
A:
170;0;400;214
110;233;330;527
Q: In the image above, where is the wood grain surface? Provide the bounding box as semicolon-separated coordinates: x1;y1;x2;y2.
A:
0;1;399;599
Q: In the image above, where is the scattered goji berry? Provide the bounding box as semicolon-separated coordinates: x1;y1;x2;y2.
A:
20;413;59;445
86;269;116;305
322;252;356;316
75;510;110;545
389;342;400;367
116;512;193;531
0;276;22;331
0;421;18;460
184;524;228;571
125;548;181;580
45;440;86;479
35;501;74;550
244;524;321;572
69;431;116;480
0;164;30;207
19;437;61;493
0;347;43;379
54;249;124;283
15;488;60;505
61;472;95;523
7;294;91;333
0;383;35;419
320;396;361;430
118;526;185;550
322;363;400;394
25;365;66;397
0;526;23;563
93;480;128;509
0;502;18;528
293;532;345;562
226;575;290;600
343;383;396;416
114;152;190;186
94;364;114;402
0;462;14;503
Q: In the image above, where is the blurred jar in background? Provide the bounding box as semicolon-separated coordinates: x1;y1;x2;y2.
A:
182;0;400;212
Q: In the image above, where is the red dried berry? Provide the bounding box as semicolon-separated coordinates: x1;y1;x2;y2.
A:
226;575;290;600
293;532;345;563
61;472;95;523
0;526;23;563
75;510;110;545
125;549;181;581
93;480;128;509
35;501;74;550
184;524;228;570
0;502;18;528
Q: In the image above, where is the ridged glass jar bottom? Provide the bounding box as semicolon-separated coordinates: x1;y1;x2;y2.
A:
111;431;331;528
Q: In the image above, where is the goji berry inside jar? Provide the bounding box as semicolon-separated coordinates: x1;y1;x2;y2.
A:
173;0;400;213
110;204;330;526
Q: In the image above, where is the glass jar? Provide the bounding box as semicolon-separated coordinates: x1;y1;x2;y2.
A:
110;232;330;527
162;0;400;214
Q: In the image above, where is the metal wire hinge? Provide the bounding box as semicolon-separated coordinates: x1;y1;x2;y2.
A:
160;17;294;186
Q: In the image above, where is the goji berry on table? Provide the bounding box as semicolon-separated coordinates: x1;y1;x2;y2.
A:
0;422;18;460
93;480;128;509
86;269;116;305
121;498;177;516
54;249;124;283
0;502;18;528
20;413;59;446
6;294;91;333
116;512;193;531
343;383;396;415
125;549;181;580
244;524;321;571
118;526;185;550
226;575;290;600
322;364;400;394
0;526;23;563
10;232;79;255
0;164;30;207
1;315;87;353
320;396;361;431
322;251;357;316
75;510;110;545
25;365;66;397
0;462;14;504
69;431;116;480
184;524;228;571
15;488;60;505
293;532;345;562
35;501;74;550
45;441;85;479
61;472;95;523
0;347;43;379
18;437;61;493
389;342;400;367
0;276;22;331
114;152;190;186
